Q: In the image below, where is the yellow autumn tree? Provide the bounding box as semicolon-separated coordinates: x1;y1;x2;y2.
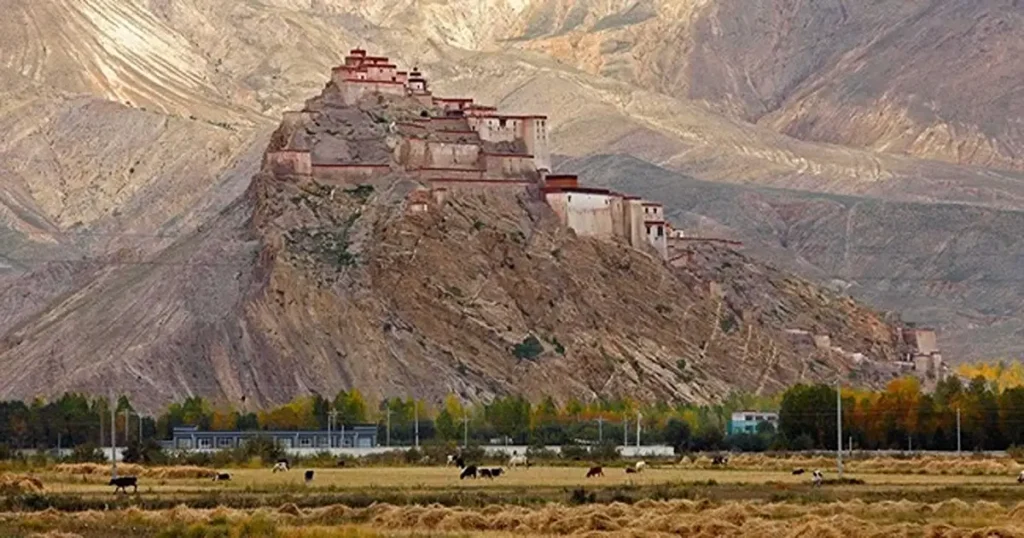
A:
210;408;238;431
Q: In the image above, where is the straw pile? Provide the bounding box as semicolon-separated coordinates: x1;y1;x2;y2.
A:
0;473;44;493
8;498;1024;537
51;464;216;479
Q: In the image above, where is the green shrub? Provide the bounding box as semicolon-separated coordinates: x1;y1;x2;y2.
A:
513;336;544;360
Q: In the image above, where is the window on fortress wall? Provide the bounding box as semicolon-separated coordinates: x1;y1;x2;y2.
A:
567;195;572;202
500;119;507;127
657;226;664;237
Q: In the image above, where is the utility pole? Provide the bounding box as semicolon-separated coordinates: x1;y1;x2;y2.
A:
636;412;641;448
462;412;469;448
414;403;420;449
328;409;338;448
110;404;118;478
386;408;392;447
836;380;843;478
956;407;962;455
137;412;143;444
123;408;130;446
597;417;604;444
623;418;628;448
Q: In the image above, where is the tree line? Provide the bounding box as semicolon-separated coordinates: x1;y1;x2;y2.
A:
2;374;1024;454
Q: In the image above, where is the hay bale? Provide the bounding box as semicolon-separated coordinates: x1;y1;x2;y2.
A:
305;504;352;525
0;473;44;493
148;466;218;479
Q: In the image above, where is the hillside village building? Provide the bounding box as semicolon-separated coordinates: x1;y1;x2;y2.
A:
264;49;741;261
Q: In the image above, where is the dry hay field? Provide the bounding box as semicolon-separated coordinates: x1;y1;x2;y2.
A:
7;497;1024;537
4;456;1024;537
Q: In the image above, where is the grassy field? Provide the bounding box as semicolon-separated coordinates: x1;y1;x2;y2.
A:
5;461;1024;537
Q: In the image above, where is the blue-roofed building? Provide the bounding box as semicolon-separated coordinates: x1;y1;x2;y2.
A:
169;425;378;451
727;411;778;435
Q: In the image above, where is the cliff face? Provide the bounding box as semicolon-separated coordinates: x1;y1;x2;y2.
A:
0;84;899;411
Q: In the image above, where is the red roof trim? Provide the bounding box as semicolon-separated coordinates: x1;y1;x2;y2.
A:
545;174;578;179
644;220;667;225
473;114;547;120
428;178;532;185
312;163;390;168
641;202;663;207
419;167;487;172
543;187;616;196
341;80;405;86
434;97;474;102
483;152;534;158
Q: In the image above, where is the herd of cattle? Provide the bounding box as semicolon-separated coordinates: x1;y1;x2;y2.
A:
103;452;1024;493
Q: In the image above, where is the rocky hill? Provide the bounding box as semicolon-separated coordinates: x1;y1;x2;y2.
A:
0;82;901;411
1;0;1023;407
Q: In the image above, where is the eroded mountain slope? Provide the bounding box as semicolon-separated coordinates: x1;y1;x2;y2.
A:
0;91;899;411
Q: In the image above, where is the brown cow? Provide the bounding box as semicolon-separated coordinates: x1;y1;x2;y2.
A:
586;466;603;478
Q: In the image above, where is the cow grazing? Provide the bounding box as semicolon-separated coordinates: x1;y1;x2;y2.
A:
509;454;528;469
586;466;604;478
272;462;289;473
446;455;456;467
336;460;347;467
489;468;503;478
792;469;806;476
304;470;315;483
480;468;493;479
460;465;478;480
109;476;138;494
635;461;647;473
711;456;729;466
625;467;637;474
812;470;823;487
213;473;231;481
1017;470;1024;484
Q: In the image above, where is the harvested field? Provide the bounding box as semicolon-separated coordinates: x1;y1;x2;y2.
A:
678;454;1023;475
7;460;1024;536
6;498;1024;537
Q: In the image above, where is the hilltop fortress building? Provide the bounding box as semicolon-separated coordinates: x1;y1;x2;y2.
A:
264;49;729;261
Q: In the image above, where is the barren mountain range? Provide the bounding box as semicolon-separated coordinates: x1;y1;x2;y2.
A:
0;0;1022;408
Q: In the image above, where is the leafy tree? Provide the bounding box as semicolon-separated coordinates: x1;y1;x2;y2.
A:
663;418;691;452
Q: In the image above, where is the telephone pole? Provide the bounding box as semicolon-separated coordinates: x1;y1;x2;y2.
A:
462;412;469;448
597;417;604;444
123;408;130;446
110;404;117;478
414;403;420;448
636;412;641;448
386;408;392;447
328;409;338;448
623;418;628;447
956;407;962;455
836;380;843;478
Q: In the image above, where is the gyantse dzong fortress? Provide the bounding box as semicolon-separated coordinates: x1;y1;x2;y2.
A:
263;48;946;382
264;49;735;262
